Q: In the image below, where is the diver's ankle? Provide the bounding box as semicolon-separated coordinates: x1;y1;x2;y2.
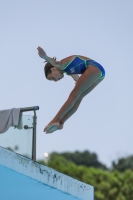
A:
60;120;64;125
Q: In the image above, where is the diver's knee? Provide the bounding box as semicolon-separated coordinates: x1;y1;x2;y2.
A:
69;90;80;101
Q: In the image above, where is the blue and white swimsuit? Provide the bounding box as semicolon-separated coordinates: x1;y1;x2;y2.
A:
62;56;105;79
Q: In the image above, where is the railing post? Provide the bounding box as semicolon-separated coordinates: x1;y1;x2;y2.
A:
32;110;37;161
20;106;39;161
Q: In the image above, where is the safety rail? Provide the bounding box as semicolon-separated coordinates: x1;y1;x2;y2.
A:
0;106;39;161
20;106;39;161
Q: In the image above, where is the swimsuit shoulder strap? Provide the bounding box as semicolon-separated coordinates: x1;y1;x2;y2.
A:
62;56;87;71
63;56;77;70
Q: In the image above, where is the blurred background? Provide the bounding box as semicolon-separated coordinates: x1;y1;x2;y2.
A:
0;1;133;199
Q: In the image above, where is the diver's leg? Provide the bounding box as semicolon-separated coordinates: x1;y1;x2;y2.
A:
45;66;102;132
59;78;104;126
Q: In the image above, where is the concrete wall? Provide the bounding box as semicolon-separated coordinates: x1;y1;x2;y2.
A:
0;146;94;200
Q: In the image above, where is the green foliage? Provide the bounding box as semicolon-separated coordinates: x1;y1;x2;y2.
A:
112;156;133;172
37;153;133;200
50;150;107;170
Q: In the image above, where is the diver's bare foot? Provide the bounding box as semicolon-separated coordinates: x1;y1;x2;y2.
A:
45;122;61;134
58;123;63;129
45;123;63;134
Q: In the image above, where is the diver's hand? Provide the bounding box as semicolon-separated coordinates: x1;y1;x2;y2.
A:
37;46;47;59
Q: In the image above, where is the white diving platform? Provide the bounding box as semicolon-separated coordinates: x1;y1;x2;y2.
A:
0;146;94;200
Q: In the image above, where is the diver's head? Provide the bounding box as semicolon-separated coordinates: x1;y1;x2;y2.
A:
44;58;64;82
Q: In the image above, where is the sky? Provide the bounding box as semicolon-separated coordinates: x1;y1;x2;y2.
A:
0;0;133;168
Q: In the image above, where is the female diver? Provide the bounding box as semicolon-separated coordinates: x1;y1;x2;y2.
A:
37;46;105;134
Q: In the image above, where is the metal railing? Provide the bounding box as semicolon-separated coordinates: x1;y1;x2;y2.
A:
20;106;39;161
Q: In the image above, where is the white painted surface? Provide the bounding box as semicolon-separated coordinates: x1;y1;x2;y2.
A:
0;164;80;200
0;146;94;200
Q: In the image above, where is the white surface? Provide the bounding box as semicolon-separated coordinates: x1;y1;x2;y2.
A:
0;108;20;134
0;164;81;200
0;146;94;200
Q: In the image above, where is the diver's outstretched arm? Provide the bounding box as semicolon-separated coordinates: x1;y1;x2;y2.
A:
37;46;62;68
